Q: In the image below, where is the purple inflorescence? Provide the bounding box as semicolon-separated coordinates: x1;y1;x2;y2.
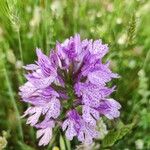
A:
19;34;121;146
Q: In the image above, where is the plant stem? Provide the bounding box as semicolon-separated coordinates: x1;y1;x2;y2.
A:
47;125;59;150
44;0;48;54
17;29;24;65
143;49;150;70
3;61;24;141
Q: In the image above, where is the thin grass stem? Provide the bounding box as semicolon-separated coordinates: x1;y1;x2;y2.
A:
17;29;24;65
3;59;24;141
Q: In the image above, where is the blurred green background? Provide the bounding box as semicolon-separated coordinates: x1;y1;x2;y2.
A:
0;0;149;149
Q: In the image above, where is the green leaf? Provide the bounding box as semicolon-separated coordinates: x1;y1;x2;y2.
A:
17;141;35;150
59;135;66;150
102;130;119;148
65;137;71;150
102;122;135;148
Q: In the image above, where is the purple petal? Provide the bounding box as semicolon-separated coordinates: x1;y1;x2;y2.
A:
82;105;99;126
97;98;121;119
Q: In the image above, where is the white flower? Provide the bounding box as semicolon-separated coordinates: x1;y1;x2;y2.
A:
116;18;122;24
117;34;127;45
135;139;144;150
30;7;41;28
97;118;108;139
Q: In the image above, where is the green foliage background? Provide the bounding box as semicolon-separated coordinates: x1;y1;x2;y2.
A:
0;0;149;149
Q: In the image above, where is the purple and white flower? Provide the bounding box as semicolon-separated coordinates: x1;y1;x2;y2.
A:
19;34;121;146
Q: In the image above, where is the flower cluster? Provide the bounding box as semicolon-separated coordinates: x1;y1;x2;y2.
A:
19;34;121;146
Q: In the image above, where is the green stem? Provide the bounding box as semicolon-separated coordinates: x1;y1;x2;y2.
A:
143;49;150;70
17;29;24;65
47;125;59;150
3;61;24;141
44;0;48;54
